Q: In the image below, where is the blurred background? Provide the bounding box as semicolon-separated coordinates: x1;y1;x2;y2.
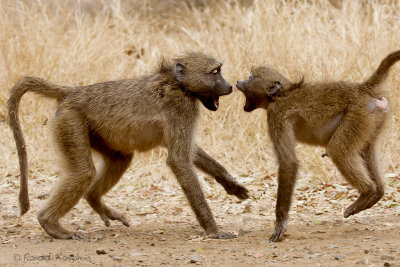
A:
0;0;399;202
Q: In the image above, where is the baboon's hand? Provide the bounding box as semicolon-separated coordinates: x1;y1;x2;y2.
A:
269;221;287;242
207;232;237;239
225;181;249;200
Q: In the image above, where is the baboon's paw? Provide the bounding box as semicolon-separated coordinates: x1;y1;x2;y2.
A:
364;188;384;210
269;222;287;242
226;182;249;200
38;216;76;239
100;214;111;227
344;188;377;218
104;206;130;227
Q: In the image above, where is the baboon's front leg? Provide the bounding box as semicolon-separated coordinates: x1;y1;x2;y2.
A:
194;145;249;199
269;122;298;242
165;125;235;239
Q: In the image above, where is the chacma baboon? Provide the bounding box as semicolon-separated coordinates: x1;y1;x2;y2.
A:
236;50;400;242
8;52;249;239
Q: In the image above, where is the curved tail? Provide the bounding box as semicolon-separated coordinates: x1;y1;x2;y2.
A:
7;77;74;215
364;50;400;87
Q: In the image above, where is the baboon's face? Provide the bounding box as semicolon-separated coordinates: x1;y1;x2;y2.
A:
236;67;284;112
175;53;232;111
236;71;269;112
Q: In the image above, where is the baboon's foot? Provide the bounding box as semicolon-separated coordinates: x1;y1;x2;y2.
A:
364;187;384;210
38;216;83;239
102;204;130;227
207;232;237;239
87;197;130;227
224;181;249;200
269;220;287;242
344;187;378;218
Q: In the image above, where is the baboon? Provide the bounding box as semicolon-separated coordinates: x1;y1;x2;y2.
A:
8;52;249;239
236;50;400;242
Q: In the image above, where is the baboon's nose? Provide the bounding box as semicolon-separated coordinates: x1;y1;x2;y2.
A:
236;81;243;91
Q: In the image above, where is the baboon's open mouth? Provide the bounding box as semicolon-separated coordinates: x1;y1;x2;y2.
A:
199;96;220;111
213;98;219;109
243;98;256;112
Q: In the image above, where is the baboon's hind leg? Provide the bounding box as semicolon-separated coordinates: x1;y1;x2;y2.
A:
360;143;385;210
327;116;376;218
38;109;96;239
86;148;133;227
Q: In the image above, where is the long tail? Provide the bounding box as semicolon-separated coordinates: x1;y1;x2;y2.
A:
7;77;74;215
364;50;400;87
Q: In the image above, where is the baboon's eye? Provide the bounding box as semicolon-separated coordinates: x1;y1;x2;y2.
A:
211;68;220;74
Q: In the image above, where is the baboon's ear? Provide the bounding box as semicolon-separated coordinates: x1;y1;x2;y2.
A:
176;62;186;82
266;81;282;95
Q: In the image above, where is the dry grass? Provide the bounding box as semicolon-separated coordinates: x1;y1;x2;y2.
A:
1;0;400;193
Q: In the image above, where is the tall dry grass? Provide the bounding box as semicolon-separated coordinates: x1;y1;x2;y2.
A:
1;0;400;192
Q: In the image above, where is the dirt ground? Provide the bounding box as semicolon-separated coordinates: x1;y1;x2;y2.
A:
1;1;400;266
0;172;399;267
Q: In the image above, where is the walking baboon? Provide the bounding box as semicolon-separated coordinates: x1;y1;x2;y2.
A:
8;52;249;239
236;50;400;242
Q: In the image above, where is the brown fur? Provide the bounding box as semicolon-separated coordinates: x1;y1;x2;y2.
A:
236;50;400;242
8;52;248;239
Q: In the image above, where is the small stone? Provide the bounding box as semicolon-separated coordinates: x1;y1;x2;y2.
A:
355;259;367;265
96;248;106;255
238;228;248;236
150;243;155;246
242;204;251;213
326;244;339;249
129;252;142;256
113;256;123;262
384;263;391;267
37;193;50;200
334;254;344;260
175;255;185;260
7;229;16;234
190;255;203;264
95;234;105;241
85;220;91;225
381;255;394;261
363;249;370;254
